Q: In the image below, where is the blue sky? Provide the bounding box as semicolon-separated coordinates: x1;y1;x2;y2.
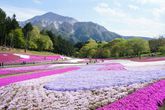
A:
0;0;165;37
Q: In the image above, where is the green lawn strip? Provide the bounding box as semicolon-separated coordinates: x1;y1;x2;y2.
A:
0;47;55;55
0;60;68;69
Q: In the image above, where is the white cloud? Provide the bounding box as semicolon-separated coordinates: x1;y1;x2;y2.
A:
0;5;45;21
116;30;154;37
114;1;121;7
120;17;165;36
94;2;165;37
136;0;165;5
108;16;165;37
94;3;126;18
152;7;165;18
135;0;165;8
32;0;43;4
128;5;139;10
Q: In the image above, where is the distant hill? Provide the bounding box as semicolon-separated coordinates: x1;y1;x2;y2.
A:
20;12;153;43
123;36;153;40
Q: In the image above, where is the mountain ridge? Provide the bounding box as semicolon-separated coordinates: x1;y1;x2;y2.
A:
19;12;153;43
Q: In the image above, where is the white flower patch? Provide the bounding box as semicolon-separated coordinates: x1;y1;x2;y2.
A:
14;53;30;59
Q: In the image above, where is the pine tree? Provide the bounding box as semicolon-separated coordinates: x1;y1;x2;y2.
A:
23;22;33;52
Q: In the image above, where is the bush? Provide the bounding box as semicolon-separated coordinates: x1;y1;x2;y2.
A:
159;46;165;54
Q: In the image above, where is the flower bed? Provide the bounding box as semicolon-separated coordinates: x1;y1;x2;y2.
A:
44;64;165;91
0;53;63;65
129;57;165;62
98;63;126;71
0;67;80;87
0;65;51;75
0;53;20;62
97;80;165;110
14;54;63;64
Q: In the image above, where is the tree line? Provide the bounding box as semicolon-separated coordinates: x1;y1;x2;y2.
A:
0;8;165;58
77;37;165;58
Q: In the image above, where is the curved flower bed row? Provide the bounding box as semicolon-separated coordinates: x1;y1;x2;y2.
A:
0;67;80;87
0;65;51;75
0;53;63;65
97;80;165;110
17;54;62;63
129;57;165;62
0;53;20;62
44;63;165;91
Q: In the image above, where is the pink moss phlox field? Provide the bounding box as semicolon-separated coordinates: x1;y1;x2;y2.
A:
0;65;51;75
0;53;20;62
97;80;165;110
19;55;62;63
130;57;165;62
0;67;80;87
98;63;126;71
0;53;63;64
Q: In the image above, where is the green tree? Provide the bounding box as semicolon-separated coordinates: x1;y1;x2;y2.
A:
96;48;110;58
159;46;165;54
95;41;110;58
37;34;53;51
54;36;75;56
79;39;98;58
28;26;40;50
23;22;33;52
149;37;165;54
9;14;19;48
5;17;12;46
128;38;150;57
0;8;6;45
149;39;159;53
107;38;126;57
102;48;111;58
88;48;97;58
8;28;25;48
125;40;134;57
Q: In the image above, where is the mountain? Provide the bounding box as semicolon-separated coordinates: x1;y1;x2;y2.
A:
123;36;153;40
20;12;152;43
19;12;77;29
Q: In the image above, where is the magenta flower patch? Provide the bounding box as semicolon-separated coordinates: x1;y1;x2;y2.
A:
0;65;51;75
98;63;126;71
0;53;63;64
0;53;20;62
97;80;165;110
0;67;80;87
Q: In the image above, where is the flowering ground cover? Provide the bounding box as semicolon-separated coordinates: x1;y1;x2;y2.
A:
0;65;51;75
108;59;165;71
129;57;165;62
44;63;165;91
17;54;62;63
0;53;63;65
0;67;80;87
97;80;165;110
98;63;126;71
0;53;20;62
